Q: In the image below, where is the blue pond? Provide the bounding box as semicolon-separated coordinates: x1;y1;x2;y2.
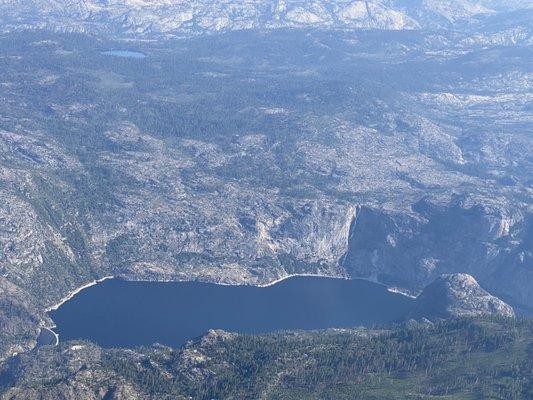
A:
49;276;414;348
102;50;147;59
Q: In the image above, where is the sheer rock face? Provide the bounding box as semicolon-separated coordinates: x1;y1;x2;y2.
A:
407;273;515;320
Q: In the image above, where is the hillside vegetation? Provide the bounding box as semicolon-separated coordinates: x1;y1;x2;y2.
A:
1;318;532;399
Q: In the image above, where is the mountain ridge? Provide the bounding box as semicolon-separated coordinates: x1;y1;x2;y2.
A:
1;0;532;36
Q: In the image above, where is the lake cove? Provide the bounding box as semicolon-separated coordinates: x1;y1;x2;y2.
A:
48;276;414;348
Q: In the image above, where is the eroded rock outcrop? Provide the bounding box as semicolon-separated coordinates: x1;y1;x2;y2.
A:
407;273;515;321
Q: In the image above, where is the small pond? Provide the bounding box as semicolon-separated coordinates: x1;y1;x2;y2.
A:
102;50;147;59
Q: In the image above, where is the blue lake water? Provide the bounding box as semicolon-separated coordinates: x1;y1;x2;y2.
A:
102;50;147;59
49;276;414;348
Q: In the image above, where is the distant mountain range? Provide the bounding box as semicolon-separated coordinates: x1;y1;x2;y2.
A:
0;0;532;36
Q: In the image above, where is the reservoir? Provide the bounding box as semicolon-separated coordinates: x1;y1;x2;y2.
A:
49;276;414;348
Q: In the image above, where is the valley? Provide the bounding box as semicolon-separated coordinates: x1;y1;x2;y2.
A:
0;25;531;360
0;2;531;397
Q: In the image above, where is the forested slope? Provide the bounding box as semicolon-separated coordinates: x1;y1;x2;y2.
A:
1;318;532;399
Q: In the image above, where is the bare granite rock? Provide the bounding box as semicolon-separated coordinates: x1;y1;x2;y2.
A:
407;273;515;320
0;0;530;37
